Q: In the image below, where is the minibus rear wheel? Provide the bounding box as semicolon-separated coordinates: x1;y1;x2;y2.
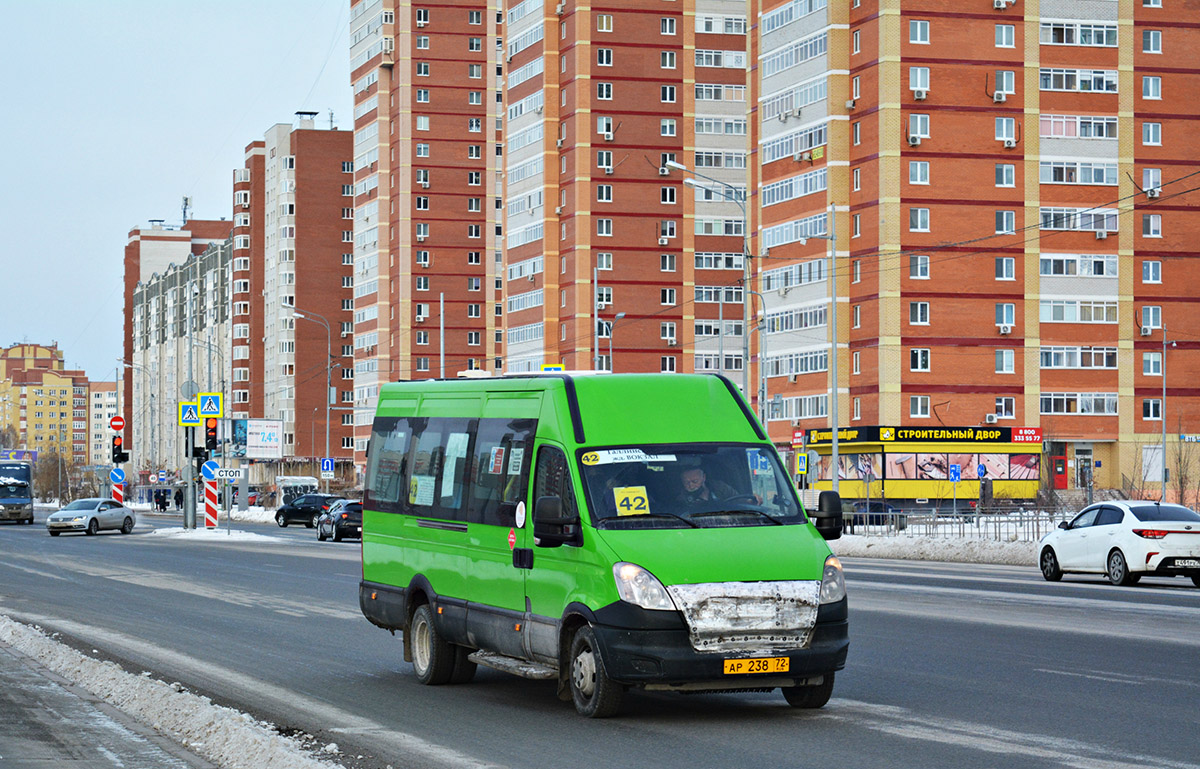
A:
568;625;623;718
410;604;455;685
782;672;834;709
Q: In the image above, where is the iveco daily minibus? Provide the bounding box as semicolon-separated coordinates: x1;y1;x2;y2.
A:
359;373;846;717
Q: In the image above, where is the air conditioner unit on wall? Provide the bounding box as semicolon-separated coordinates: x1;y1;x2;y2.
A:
994;91;1007;103
787;373;797;384
658;237;669;246
907;135;922;146
913;89;927;101
667;338;677;347
985;413;999;424
556;3;565;15
1147;188;1161;198
1141;326;1153;336
1003;138;1017;148
603;132;614;142
556;138;564;148
1095;230;1108;240
999;324;1012;335
993;0;1008;9
604;167;614;175
658;167;670;176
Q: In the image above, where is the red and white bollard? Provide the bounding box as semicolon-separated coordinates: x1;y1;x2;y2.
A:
204;479;218;528
112;482;124;504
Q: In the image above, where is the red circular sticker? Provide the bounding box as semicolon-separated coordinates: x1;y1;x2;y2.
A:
508;528;516;550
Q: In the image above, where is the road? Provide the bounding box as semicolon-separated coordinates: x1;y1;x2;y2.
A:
1;512;1198;769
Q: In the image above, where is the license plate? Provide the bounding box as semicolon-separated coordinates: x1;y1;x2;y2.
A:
1175;558;1200;568
723;657;789;675
356;527;362;533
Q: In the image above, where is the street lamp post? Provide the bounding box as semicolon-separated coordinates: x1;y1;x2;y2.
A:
284;303;332;493
608;312;626;372
1162;324;1176;498
665;161;751;399
800;206;839;493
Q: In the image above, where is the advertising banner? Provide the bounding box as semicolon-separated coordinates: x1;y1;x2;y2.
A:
230;419;284;460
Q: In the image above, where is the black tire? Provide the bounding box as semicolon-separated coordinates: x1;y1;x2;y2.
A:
1107;550;1137;586
317;525;327;542
86;518;99;536
48;530;60;536
410;605;455;685
782;672;835;709
24;516;34;525
308;513;319;529
332;525;343;543
275;512;287;528
569;625;623;718
1192;576;1200;588
120;517;134;535
1040;547;1063;582
449;645;477;684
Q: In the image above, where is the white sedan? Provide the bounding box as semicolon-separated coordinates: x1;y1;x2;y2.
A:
45;498;137;536
1039;501;1200;586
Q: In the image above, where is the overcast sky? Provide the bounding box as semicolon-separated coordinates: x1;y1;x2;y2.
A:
0;1;352;382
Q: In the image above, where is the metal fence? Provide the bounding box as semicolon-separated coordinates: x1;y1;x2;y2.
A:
842;508;1068;543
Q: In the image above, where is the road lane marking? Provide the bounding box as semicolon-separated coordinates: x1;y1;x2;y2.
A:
1034;668;1145;685
817;699;1200;769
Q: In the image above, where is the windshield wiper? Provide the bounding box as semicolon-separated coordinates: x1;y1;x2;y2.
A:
596;511;700;529
691;509;784;525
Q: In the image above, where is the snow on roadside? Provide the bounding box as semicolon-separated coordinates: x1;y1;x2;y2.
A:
830;534;1037;566
0;616;346;769
144;527;283;543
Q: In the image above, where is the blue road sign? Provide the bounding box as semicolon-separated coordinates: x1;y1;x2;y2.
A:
178;402;200;427
201;460;219;481
109;467;126;484
796;453;809;474
977;464;987;478
320;457;335;474
198;393;223;417
949;464;961;483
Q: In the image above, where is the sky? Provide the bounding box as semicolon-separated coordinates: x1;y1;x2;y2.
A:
0;1;352;382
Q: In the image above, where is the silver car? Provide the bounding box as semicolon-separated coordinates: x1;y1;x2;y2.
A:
46;498;137;536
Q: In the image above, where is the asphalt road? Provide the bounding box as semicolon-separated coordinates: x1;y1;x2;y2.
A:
1;512;1198;769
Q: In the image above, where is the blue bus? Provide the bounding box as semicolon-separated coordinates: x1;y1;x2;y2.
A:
0;461;35;524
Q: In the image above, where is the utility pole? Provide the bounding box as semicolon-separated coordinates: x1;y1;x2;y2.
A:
184;258;196;529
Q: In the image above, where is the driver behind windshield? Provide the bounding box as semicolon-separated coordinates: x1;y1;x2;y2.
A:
675;466;736;508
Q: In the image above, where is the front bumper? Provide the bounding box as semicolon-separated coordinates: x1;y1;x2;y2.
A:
2;508;32;521
46;520;87;531
590;599;849;687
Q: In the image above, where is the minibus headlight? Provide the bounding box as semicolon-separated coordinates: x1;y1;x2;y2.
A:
613;562;676;611
819;556;846;604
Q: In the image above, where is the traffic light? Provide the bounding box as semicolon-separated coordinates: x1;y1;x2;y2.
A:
111;435;129;464
204;418;218;451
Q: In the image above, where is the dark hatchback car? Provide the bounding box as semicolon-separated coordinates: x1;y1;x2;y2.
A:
317;500;363;542
274;494;344;528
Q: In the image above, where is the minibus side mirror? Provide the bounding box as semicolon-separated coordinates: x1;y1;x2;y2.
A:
810;490;843;541
533;496;578;547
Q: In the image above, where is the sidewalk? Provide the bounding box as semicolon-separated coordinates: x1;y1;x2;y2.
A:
0;641;214;769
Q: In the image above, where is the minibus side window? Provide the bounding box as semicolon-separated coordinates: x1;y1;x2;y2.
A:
364;417;410;514
534;446;577;524
407;417;472;521
469;418;537;526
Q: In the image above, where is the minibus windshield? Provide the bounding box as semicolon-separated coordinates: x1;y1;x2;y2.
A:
579;444;806;529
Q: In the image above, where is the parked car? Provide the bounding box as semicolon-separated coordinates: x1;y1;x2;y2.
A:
317;499;363;542
1039;501;1200;586
274;494;344;528
46;498;137;536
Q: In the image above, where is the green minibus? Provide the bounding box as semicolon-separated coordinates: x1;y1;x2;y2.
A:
359;373;846;717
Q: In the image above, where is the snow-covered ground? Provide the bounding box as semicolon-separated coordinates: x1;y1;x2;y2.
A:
830;534;1037;567
144;527;284;543
0;616;349;769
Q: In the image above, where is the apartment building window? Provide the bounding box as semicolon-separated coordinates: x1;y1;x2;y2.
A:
467;117;481;132
996;164;1015;187
995;24;1015;48
597;252;613;270
1143;399;1162;421
661;86;676;103
661;119;676;136
1143;167;1162;193
597;82;613;100
416;358;430;372
469;304;481;318
415;196;429;210
910;254;929;278
597;184;613;203
853;305;861;328
468;37;481;51
417;62;430;76
468;171;481;185
853;122;860;145
852;214;861;237
661;288;676;305
468;63;482;78
995;70;1015;94
468;91;482;105
854;398;862;421
468;9;481;23
853;261;861;283
1143;122;1162;145
416;143;430;157
468;198;481;212
661;17;676;35
1144;29;1162;53
996;303;1016;326
416;35;429;49
1144;0;1162;6
1143;260;1162;283
342;184;353;196
910;20;929;44
1144;352;1162;375
910;67;929;91
853;76;860;100
909;161;929;185
995;210;1016;234
853;30;860;53
909;301;930;325
661;253;675;272
995;349;1015;374
416;276;429;291
661;187;676;204
341;230;353;242
910;396;930;418
996;397;1015;418
467;224;481;238
1143;214;1162;237
467;331;480;347
468;251;481;264
995;117;1016;141
910;349;930;372
996;256;1015;280
909;208;930;232
597;14;613;32
1143;76;1162;100
660;322;676;341
853;351;861;375
1142;305;1162;329
597;48;613;66
853;167;861;191
597;219;613;236
909;113;929;138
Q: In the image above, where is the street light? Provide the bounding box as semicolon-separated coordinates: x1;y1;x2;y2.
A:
283;302;332;492
798;206;839;493
119;360;156;472
1162;324;1177;498
608;312;626;372
665;160;751;399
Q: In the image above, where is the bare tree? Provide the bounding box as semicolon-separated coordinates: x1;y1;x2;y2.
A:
0;424;18;449
1122;441;1151;501
1173;419;1196;506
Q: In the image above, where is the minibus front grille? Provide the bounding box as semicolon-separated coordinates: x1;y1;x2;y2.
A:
666;581;821;655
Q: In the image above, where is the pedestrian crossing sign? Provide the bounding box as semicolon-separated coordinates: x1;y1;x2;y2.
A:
178;401;201;427
198;392;223;418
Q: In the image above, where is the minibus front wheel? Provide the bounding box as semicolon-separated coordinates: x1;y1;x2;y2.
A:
781;672;835;709
410;604;456;685
568;625;623;718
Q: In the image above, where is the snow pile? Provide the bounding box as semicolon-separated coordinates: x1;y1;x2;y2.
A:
144;527;282;543
0;615;345;769
830;534;1037;566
